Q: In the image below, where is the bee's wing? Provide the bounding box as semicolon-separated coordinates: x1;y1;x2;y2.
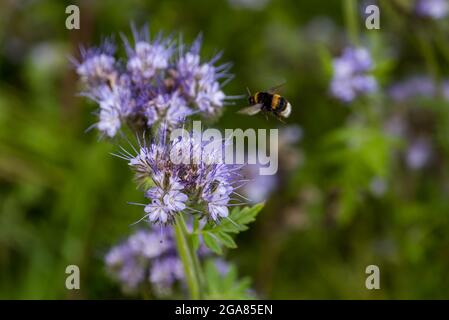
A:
237;104;263;116
267;82;286;94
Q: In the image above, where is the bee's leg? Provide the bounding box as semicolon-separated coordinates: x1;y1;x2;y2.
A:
264;112;269;121
275;114;286;124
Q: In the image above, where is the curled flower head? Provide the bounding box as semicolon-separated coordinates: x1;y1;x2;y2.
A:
124;27;173;81
87;84;133;137
330;47;377;103
74;39;117;87
143;178;188;224
119;128;243;225
75;26;233;137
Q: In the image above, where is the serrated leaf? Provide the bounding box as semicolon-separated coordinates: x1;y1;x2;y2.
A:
200;203;264;253
204;260;254;299
203;232;222;255
217;231;237;249
216;203;264;234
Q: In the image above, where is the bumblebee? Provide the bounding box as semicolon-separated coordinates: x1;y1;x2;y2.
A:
238;83;292;121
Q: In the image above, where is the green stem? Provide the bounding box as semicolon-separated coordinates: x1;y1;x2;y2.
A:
174;214;203;299
343;0;360;46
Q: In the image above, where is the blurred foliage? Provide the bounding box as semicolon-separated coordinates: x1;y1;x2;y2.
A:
1;0;449;299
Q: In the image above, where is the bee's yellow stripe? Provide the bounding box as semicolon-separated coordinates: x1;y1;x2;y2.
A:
254;92;260;104
272;94;280;109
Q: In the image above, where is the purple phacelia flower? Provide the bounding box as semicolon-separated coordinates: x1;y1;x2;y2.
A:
87;84;133;137
74;26;233;137
143;177;188;224
120;128;243;225
176;39;230;116
203;182;234;221
144;91;192;127
415;0;448;19
105;226;230;296
124;28;173;81
330;47;377;103
74;39;117;87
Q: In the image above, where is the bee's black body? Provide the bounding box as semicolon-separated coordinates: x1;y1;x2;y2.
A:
249;92;289;116
239;84;292;120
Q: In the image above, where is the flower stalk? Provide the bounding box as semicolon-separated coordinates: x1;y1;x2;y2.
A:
173;213;203;299
343;0;359;45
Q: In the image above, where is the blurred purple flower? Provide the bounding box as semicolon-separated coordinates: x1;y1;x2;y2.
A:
105;227;230;296
149;257;184;295
214;258;231;275
330;47;377;102
243;164;278;203
369;177;387;197
415;0;448;19
389;76;449;102
442;81;449;100
389;76;436;102
384;114;407;138
406;138;432;170
105;227;182;295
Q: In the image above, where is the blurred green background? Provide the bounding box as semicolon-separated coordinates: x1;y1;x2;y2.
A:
1;0;449;299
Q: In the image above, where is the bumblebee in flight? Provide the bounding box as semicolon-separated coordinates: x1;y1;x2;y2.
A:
238;83;292;121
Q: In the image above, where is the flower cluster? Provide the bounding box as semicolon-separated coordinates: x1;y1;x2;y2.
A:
105;227;183;295
121;128;243;225
74;27;232;137
415;0;449;19
330;47;377;103
105;227;229;296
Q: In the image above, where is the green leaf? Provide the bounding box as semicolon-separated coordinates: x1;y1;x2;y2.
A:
203;260;253;299
203;232;222;255
200;203;264;254
217;231;237;249
215;203;264;234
